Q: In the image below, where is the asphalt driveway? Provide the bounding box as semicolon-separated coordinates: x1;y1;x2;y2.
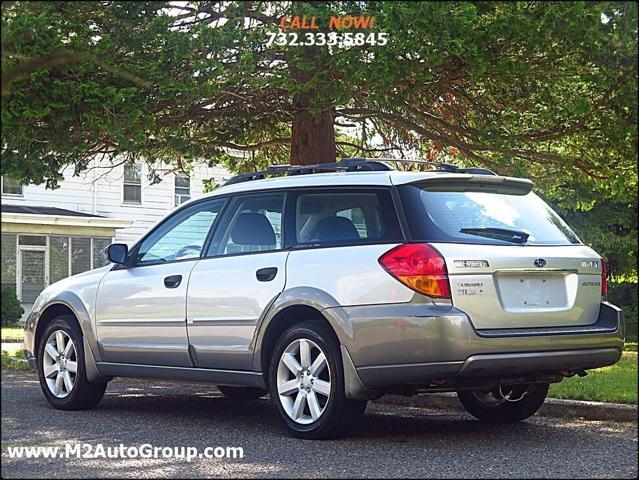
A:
1;369;637;478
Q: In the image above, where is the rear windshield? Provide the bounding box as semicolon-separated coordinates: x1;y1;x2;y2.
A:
399;185;581;246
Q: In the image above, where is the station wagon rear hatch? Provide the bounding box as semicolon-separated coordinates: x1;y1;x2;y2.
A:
397;176;604;329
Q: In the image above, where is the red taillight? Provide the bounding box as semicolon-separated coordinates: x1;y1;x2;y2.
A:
601;258;608;296
379;243;451;299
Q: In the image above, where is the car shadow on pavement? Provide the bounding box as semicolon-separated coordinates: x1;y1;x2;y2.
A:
3;372;637;479
93;379;629;443
3;373;631;444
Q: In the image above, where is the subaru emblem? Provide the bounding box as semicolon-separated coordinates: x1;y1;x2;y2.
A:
533;258;547;268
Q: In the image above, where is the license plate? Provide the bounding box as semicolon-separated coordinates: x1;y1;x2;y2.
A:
497;275;569;310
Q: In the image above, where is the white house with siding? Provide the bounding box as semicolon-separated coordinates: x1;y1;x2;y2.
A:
1;159;231;317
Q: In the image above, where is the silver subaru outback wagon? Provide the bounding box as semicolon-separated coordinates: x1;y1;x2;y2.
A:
23;158;624;439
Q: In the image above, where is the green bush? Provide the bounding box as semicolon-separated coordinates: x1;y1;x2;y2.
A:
607;281;638;342
1;288;24;326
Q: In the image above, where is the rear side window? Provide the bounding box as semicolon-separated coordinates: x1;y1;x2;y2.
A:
292;189;402;247
208;192;284;256
399;185;580;246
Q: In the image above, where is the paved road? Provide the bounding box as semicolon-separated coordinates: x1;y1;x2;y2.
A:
2;369;637;478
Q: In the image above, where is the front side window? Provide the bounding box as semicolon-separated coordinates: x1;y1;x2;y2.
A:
123;164;142;204
210;193;284;256
134;199;225;265
175;173;191;206
1;176;23;196
400;186;581;245
294;190;402;247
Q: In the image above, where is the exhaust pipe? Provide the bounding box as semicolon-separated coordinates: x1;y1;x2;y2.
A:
498;384;528;402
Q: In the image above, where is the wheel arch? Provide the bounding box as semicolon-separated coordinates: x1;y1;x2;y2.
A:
256;301;376;401
253;288;372;399
35;303;79;352
258;304;339;382
31;295;107;383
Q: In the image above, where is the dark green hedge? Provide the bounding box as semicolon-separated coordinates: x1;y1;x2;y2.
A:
608;282;638;342
1;288;24;327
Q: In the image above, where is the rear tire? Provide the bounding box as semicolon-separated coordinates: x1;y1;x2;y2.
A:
268;321;367;439
457;383;549;423
37;316;107;410
217;385;267;400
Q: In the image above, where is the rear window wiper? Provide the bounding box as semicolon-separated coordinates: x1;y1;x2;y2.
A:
459;227;529;244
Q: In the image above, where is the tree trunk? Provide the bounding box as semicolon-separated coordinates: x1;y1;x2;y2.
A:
290;104;336;165
288;42;336;166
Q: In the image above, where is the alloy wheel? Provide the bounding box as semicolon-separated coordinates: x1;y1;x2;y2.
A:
42;330;78;398
276;338;331;425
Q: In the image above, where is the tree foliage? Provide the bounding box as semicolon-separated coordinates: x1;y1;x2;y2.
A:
544;173;637;278
2;2;636;178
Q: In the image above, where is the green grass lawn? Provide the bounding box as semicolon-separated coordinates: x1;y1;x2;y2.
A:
1;326;24;340
549;350;637;404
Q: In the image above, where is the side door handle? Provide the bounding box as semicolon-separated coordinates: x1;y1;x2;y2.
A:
164;275;182;288
256;267;278;282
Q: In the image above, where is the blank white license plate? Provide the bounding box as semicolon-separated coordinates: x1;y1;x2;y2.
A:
497;275;568;311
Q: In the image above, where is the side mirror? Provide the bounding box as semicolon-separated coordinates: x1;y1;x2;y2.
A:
106;243;128;265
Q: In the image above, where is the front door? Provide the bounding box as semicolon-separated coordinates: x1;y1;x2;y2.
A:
18;247;47;303
95;198;226;366
187;192;287;370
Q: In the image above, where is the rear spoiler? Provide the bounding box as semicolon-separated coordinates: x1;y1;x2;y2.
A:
409;174;534;195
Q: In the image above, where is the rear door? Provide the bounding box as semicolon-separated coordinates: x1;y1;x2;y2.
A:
186;192;288;370
398;179;603;329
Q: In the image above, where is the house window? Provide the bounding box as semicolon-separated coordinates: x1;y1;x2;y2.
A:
18;235;46;246
1;176;23;196
1;234;17;291
71;237;92;275
175;173;191;206
49;236;69;284
92;238;111;268
123;164;142;204
1;234;112;302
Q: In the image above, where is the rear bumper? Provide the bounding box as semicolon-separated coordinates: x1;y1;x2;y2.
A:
356;347;621;389
330;301;623;391
457;347;620;376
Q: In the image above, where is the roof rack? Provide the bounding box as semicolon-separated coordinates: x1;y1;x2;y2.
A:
347;157;497;176
223;157;496;186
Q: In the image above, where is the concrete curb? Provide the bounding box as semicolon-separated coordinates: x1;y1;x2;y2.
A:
376;393;638;423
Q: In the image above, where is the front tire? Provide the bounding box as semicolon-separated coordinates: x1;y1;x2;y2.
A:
37;316;107;410
457;383;549;423
268;321;367;439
